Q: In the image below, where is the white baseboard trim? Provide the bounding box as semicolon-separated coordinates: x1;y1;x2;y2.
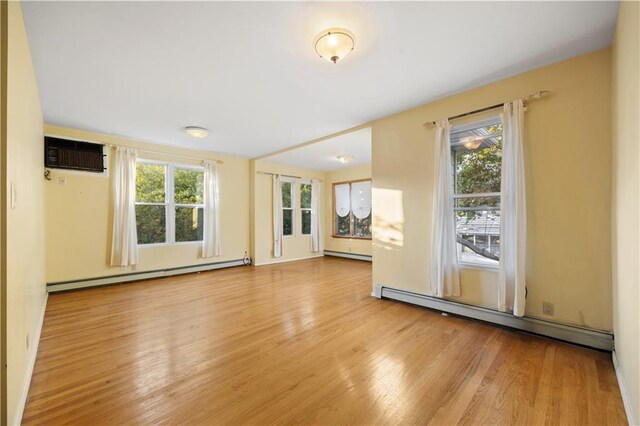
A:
323;250;372;262
47;259;246;293
612;351;638;426
13;292;48;426
254;254;324;266
375;285;614;351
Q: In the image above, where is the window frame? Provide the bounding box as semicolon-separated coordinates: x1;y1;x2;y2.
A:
450;116;502;268
332;178;372;240
135;159;205;247
299;181;312;236
281;178;295;238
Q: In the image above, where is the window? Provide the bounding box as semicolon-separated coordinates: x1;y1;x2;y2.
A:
300;183;312;235
333;179;372;238
135;161;204;245
281;180;294;236
451;117;502;266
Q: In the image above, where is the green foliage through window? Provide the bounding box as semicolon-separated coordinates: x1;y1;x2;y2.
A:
135;162;205;245
451;120;502;262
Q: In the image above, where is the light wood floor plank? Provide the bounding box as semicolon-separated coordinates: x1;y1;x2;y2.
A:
23;257;627;425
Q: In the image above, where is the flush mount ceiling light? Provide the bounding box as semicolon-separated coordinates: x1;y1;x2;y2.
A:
314;28;355;64
337;155;353;164
185;126;209;138
462;136;482;150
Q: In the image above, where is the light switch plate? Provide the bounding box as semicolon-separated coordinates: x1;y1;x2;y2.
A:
10;181;17;209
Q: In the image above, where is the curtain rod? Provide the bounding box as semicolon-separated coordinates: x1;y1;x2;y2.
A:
424;90;551;127
108;144;223;164
257;171;323;182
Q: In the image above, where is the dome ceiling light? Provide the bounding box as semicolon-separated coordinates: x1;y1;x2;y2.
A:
337;155;353;164
314;28;355;64
185;126;209;138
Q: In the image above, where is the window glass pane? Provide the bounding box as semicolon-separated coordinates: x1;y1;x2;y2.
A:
282;182;292;208
350;181;372;219
300;184;312;209
301;210;311;235
452;122;502;195
136;205;166;244
136;163;165;203
354;213;372;237
174;168;204;204
456;209;500;265
283;209;293;236
335;214;350;236
175;207;204;242
334;184;350;217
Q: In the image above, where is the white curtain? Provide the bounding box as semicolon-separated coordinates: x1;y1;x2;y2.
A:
110;147;138;267
202;160;220;258
499;100;527;316
334;183;350;217
350;181;372;219
273;174;282;257
310;179;322;253
430;119;461;297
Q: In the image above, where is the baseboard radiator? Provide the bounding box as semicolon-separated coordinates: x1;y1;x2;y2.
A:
47;259;246;293
373;285;614;351
324;250;372;262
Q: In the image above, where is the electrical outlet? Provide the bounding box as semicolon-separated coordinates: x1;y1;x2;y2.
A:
543;302;554;316
26;333;30;350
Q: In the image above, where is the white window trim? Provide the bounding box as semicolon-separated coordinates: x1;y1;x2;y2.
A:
135;159;205;247
451;116;502;269
300;181;312;236
281;178;295;238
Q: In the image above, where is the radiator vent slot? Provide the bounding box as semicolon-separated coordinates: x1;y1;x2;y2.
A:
45;136;105;173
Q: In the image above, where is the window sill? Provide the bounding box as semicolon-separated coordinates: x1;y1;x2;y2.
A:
331;235;372;240
138;241;202;248
458;261;499;271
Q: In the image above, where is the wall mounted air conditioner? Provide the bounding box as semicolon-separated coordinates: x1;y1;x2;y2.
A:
44;136;105;173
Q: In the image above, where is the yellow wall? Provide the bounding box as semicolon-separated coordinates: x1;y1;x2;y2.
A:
324;164;372;256
6;1;47;423
44;125;251;283
372;49;614;331
612;1;639;422
0;0;6;420
251;160;325;265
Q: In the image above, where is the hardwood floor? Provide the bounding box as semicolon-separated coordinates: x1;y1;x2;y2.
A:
23;257;626;425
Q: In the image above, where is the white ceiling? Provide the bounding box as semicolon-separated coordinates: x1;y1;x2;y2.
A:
263;127;371;171
22;1;619;158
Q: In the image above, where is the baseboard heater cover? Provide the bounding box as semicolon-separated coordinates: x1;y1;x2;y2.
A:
375;285;614;351
47;259;246;293
323;250;372;262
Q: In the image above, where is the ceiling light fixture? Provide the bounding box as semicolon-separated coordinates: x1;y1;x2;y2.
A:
185;126;209;138
314;28;355;64
462;136;482;150
337;155;353;164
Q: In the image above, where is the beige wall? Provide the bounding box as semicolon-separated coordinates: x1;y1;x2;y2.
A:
612;1;639;423
252;160;324;265
6;1;47;424
324;164;372;256
372;49;614;331
44;125;251;283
